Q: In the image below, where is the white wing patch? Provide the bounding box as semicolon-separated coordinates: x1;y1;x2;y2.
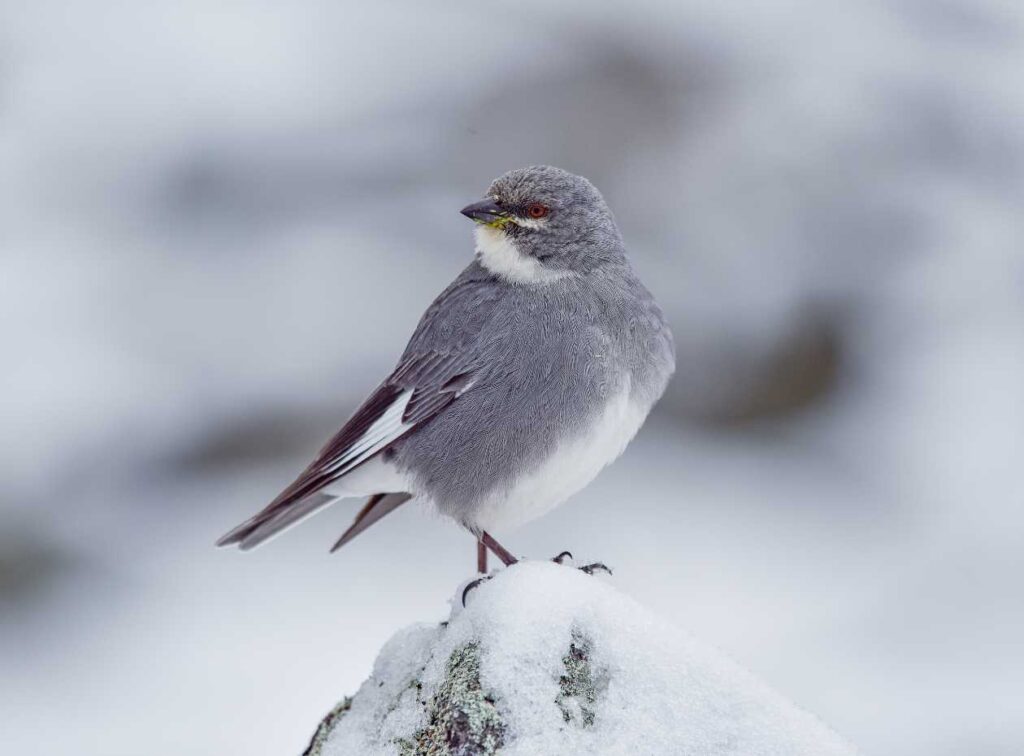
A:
324;390;414;475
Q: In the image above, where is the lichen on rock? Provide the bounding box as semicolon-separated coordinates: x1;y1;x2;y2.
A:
395;642;505;756
555;631;605;728
311;562;858;755
303;697;352;756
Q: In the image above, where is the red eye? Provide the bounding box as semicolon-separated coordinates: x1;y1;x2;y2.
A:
526;203;549;219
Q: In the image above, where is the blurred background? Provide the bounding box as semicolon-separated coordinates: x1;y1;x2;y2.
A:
2;1;1022;753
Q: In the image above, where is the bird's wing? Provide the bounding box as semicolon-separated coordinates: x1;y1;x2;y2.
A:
215;349;479;548
217;262;502;550
233;492;338;551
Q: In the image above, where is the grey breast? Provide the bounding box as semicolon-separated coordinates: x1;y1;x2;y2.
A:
389;259;674;525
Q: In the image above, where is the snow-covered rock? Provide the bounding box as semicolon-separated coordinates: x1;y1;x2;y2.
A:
306;561;857;755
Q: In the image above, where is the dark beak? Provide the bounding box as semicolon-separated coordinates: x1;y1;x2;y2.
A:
460;198;508;224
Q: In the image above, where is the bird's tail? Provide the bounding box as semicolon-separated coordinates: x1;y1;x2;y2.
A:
330;492;412;552
217;492;338;551
216;490;413;552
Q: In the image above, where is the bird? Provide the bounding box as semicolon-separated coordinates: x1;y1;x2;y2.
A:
216;165;675;574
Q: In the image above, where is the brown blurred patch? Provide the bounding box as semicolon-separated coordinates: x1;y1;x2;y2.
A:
667;311;843;426
0;523;76;607
168;405;350;475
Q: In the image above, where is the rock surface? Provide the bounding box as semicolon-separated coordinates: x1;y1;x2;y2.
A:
307;562;857;755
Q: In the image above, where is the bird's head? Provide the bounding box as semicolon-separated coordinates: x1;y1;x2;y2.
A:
460;166;623;284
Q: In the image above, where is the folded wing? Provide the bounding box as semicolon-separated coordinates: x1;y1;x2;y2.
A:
216;350;478;549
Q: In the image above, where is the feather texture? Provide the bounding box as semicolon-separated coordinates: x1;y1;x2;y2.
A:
236;492;337;551
217;167;675;552
216;349;479;549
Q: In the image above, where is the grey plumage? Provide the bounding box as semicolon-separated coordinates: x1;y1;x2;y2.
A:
217;166;674;554
234;492;336;551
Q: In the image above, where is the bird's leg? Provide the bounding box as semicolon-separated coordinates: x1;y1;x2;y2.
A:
463;535;496;606
480;531;518;566
477;538;488;574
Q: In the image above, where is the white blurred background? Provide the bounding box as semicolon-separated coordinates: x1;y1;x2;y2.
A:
2;1;1022;754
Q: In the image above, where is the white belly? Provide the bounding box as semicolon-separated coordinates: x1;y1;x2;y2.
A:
469;387;652;533
324;454;411;497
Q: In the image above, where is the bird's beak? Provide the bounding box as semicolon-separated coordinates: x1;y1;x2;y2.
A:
460;198;510;227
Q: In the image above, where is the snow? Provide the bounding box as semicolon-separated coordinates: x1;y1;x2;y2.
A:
319;561;857;755
2;1;1023;754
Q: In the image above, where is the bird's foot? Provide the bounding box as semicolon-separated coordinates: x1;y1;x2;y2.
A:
462;574;493;606
550;551;613;576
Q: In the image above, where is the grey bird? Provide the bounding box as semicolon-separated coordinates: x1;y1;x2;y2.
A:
216;166;675;572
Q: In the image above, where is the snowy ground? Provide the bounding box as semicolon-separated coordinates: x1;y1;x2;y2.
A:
2;1;1023;755
321;562;857;755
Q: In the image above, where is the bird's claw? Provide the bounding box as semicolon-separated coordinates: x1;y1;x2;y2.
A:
465;556;609;605
462;575;492;606
550;551;612;575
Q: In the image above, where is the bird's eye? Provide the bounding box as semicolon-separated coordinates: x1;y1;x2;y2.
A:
526;203;549;219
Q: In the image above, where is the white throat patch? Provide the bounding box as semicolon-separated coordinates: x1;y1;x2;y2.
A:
473;226;571;285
